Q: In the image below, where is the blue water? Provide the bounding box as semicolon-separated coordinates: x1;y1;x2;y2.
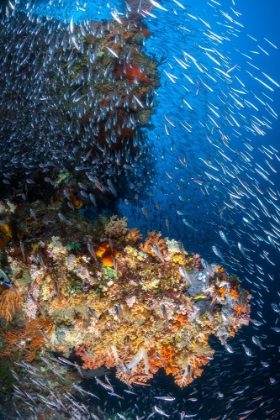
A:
3;0;280;418
16;0;124;22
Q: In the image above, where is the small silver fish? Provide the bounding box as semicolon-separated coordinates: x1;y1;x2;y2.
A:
20;240;26;262
212;246;225;263
225;343;234;353
160;304;169;324
154;406;170;418
200;258;214;277
107;179;117;197
141;207;149;219
179;267;193;285
219;230;230;246
87;242;98;265
242;343;252;356
30;208;37;220
260;361;269;368
153;244;165;263
252;335;266;350
154;396;175;402
89;193;97;207
58;212;72;226
238;242;247;258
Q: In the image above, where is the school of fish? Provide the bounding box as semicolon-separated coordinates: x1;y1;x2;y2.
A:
0;0;280;418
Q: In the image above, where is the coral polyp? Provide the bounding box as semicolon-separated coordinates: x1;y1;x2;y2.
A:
0;202;250;388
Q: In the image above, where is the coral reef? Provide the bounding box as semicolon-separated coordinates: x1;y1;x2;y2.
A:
0;202;251;388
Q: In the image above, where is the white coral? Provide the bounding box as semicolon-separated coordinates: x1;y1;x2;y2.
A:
166;239;181;254
127;347;150;375
30;265;45;282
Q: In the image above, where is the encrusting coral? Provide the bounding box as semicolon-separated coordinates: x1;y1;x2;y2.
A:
0;202;251;388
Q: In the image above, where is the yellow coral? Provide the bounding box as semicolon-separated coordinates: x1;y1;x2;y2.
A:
172;253;185;265
124;245;138;257
41;275;52;301
141;278;160;291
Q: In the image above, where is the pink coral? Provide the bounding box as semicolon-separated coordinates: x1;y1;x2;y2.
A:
26;283;40;319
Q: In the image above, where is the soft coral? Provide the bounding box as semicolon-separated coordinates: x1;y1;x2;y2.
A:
114;60;151;83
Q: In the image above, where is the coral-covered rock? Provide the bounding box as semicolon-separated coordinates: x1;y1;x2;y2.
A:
0;205;251;388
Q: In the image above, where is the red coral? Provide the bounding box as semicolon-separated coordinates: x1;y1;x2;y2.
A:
192;253;204;270
114;60;151;83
